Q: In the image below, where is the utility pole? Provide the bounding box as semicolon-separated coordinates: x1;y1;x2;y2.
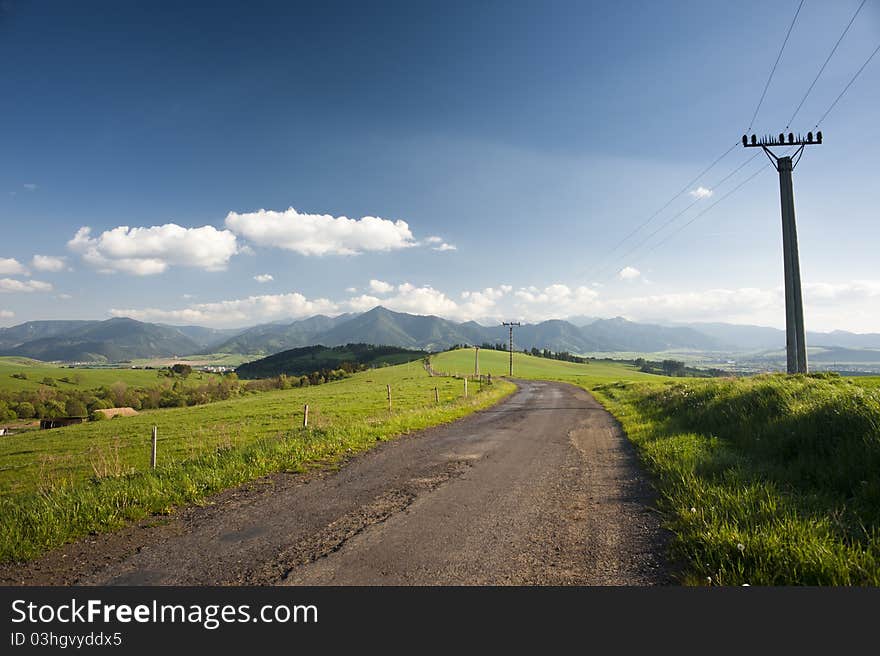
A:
474;345;480;377
502;322;521;376
743;131;821;374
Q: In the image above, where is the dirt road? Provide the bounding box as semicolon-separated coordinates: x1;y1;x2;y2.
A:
1;380;669;586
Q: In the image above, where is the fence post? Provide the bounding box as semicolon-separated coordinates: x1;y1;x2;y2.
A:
387;384;392;411
303;404;309;428
434;387;439;403
150;426;157;469
464;378;468;398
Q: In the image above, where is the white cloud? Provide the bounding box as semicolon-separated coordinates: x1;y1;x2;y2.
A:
346;294;383;312
68;224;238;275
0;309;14;319
513;283;600;321
369;279;395;294
225;207;416;256
618;266;641;280
689;186;713;199
345;287;357;293
0;258;27;275
0;278;53;293
432;242;457;252
23;183;37;191
111;292;338;326
253;274;274;283
378;284;458;316
57;293;73;300
424;236;443;244
31;255;66;272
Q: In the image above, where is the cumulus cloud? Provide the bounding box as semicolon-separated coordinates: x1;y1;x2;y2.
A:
0;258;27;275
387;286;457;316
368;279;394;294
432;242;457;252
111;292;338;325
225;207;416;256
253;274;274;283
68;224;238;275
0;310;14;319
31;255;67;272
0;278;53;293
346;294;383;312
513;283;600;321
618;266;641;280
689;186;713;199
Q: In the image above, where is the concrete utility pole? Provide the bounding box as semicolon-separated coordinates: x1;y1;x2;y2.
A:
743;131;821;374
502;322;521;377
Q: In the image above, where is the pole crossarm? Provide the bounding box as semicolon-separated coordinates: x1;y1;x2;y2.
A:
742;131;822;148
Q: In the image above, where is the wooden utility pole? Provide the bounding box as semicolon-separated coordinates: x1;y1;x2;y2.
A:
502;322;521;376
743;131;821;373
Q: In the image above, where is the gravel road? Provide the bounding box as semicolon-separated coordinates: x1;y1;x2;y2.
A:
0;379;669;586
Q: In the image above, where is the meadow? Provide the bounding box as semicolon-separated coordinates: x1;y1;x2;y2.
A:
435;348;880;585
0;356;220;393
0;360;514;562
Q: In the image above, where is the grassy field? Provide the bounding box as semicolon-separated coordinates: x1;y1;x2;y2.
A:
0;360;514;562
431;348;660;384
436;348;880;585
0;356;221;393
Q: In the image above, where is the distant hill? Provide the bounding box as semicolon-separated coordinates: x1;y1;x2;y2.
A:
164;325;243;351
0;318;201;362
317;307;481;351
680;322;880;352
583;317;722;352
235;343;427;379
213;314;356;354
2;310;878;364
0;320;95;350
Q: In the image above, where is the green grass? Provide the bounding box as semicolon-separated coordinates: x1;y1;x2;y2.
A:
591;374;880;585
0;356;220;393
436;349;880;585
431;348;661;384
0;360;514;562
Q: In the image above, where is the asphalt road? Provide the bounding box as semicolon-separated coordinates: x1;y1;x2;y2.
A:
2;379;669;586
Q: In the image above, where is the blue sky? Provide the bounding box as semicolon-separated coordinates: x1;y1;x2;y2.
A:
1;0;878;331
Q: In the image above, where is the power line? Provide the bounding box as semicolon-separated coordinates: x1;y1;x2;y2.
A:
583;0;805;282
582;140;739;280
643;163;768;256
601;151;762;280
812;40;880;128
786;0;868;129
747;0;805;132
601;151;762;278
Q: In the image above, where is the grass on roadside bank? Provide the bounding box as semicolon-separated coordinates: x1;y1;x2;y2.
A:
593;373;880;585
0;361;514;564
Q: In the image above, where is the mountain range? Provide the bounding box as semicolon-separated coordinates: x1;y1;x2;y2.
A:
1;307;879;363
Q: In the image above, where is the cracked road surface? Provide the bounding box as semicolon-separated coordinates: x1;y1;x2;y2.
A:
1;379;669;586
